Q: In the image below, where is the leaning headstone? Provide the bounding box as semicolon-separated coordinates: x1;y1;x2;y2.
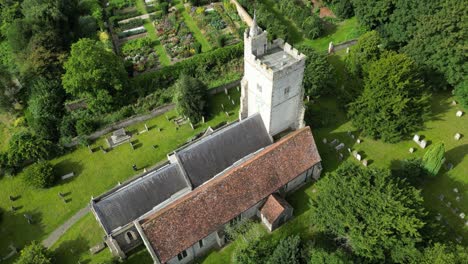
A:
351;134;355;139
453;188;459;193
88;145;92;153
231;99;235;105
338;153;344;161
456;110;463;117
202;116;205;124
130;142;135;150
413;134;420;142
190;123;194;130
419;140;427;149
158;127;161;132
224;88;228;95
237;86;240;92
145;124;149;132
306;96;310;102
347;148;351;153
356;139;361;144
221;104;224;110
436;214;442;221
225;111;229;117
409;147;415;153
330;139;339;146
328;41;334;54
322;138;327;144
362;159;368;167
451;100;457;106
356;154;362;161
454;133;461;140
352;150;358;158
335;143;345;151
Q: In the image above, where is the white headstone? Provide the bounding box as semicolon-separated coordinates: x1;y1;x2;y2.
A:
190;123;194;130
419;140;427;149
460;213;465;219
451;100;457;105
454;188;459;193
346;47;350;54
322;138;327;144
362;159;368;166
328;42;334;54
356;154;362;161
224;88;228;95
456;110;463;117
409;147;415;153
356;139;361;144
413;134;420;142
202;116;205;123
347;148;351;153
335;143;345;151
454;133;461;140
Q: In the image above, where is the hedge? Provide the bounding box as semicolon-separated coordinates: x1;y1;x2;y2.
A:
132;42;243;95
119;18;145;31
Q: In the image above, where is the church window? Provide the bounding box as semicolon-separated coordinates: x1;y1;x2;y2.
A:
284;87;290;97
124;231;137;244
257;84;262;93
177;250;188;261
199;239;204;248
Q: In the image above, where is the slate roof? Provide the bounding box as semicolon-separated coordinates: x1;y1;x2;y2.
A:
140;127;321;263
175;113;272;188
92;163;189;234
260;194;291;224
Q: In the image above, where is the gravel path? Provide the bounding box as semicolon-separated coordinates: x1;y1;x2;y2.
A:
42;206;90;248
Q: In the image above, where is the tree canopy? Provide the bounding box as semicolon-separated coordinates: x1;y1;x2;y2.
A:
300;45;335;97
15;241;52;264
348;52;431;142
422;143;445;177
62;38;127;113
345;31;383;77
310;162;426;262
173;74;207;123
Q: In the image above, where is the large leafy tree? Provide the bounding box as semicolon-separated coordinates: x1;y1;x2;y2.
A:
62;38;127;113
402;0;466;89
23;160;55;188
351;0;394;30
421;143;445;177
345;31;383;77
27;77;65;141
268;235;303;264
310;162;426;262
7;130;54;168
420;243;468;264
173;74;207;123
348;52;431;143
15;241;52;264
299;46;335;97
308;248;352;264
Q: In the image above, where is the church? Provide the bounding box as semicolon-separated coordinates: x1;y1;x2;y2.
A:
90;17;322;264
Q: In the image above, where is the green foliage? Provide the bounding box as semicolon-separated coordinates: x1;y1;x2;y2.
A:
118;18;144;31
345;31;382;77
59;114;77;140
299;45;335;96
7;130;54;168
308;248;351;264
15;241;52;264
78;15;98;38
348;52;431;142
393;158;426;184
420;243;468;264
62;38;128;113
268;235;302;264
351;0;393;30
233;237;273;264
422;143;445;177
310;162;426;262
108;0;133;9
302;14;323;39
330;0;354;19
402;0;466;89
0;64;23;112
173;75;207;123
454;81;467;109
23;160;55;188
75;116;96;136
27;77;65;142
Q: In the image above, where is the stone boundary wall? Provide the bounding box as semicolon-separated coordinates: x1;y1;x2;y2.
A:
65;80;241;147
333;39;357;52
230;0;253;27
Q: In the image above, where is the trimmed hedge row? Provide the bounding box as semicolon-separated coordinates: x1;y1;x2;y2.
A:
132;42;243;95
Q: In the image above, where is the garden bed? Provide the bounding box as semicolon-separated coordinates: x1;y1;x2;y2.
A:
120;37;160;72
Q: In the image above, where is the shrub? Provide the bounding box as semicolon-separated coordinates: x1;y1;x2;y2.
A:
160;2;169;15
23;161;56;189
60;115;77;139
75;118;96;136
217;35;226;47
118;18;145;31
15;241;53;264
7;131;55;168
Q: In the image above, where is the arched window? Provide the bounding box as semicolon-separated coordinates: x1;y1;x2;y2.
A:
125;231;138;244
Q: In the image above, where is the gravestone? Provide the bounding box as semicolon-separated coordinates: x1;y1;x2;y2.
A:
446;201;452;207
413;134;420;142
419;140;427;149
338;153;344;161
438;194;444;201
346;47;350;54
322;138;327;144
88;145;93;153
460;213;465;219
347;148;351;153
362;159;368;167
228;95;231;100
221;104;224;110
453;188;459;193
351;134;355;139
190;123;194;130
436;214;442;221
451;100;457;105
328;41;334;54
231;99;235;105
352;150;358;158
446;163;453;170
456;196;461;202
356;139;361;144
330;139;339;146
224;88;228;95
454;133;461;140
237;86;240;92
145;124;149;132
347;130;351;136
89;242;106;255
456;110;463;117
165;115;169;121
335;143;345;151
61;172;75;180
107;128;131;148
356;154;362;161
225;111;229;117
202;116;205;124
409;147;415;153
306;96;310;102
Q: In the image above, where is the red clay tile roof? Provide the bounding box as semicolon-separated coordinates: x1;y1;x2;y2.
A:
140;127;321;263
260;194;290;224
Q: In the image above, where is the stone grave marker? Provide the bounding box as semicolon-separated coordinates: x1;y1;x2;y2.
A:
347;148;351;153
221;104;224;110
456;196;461;202
202;116;205;123
356;139;361;144
330;139;339;146
439;194;444;201
460;213;465;219
225;111;229;117
145;124;149;132
409;147;415;153
61;172;75;180
335;143;345;151
454;133;461;140
346;47;350;54
362;159;368;167
413;134;420;142
322;138;327;144
356;154;362;161
456;110;463;117
446;201;452;207
451;100;457;105
338;153;344;161
436;214;442;221
351;134;355;139
453;188;459;193
231;99;235;105
420;139;427;149
190;123;194;130
224;88;228;95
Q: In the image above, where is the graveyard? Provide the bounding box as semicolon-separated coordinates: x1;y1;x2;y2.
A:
0;89;240;262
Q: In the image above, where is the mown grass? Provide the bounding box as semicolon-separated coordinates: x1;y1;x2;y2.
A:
0;90;240;262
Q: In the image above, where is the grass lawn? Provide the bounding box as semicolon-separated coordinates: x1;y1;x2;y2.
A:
0;113;14;152
301;17;365;51
0;90;240;262
136;0;172;66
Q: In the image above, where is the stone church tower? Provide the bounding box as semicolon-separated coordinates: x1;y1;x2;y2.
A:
239;14;307;136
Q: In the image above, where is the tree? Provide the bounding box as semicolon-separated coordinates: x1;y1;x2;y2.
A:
173;74;207;123
302;14;322;39
23;160;56;188
422;143;445;177
7;130;54;168
310;162;426;262
420;243;468;264
15;241;52;264
299;46;335;96
27;77;65;141
392;158;425;185
345;31;383;77
402;0;466;89
351;0;393;30
62;38;127;113
454;80;467;109
348;52;431;143
268;235;302;264
308;248;351;264
233;237;273;264
324;0;354;19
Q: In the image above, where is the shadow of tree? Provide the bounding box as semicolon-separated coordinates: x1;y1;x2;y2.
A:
53;235;90;264
53;159;84;185
445;144;468;168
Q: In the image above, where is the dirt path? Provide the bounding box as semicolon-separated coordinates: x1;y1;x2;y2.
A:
311;0;336;18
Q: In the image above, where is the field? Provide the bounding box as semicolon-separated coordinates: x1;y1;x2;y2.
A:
0;90;240;262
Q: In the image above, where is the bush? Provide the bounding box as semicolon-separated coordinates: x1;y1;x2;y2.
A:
193;42;202;54
23;161;56;189
60;114;77;139
118;18;145;31
217;35;226;47
160;3;169;15
15;241;53;264
75;118;96;136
